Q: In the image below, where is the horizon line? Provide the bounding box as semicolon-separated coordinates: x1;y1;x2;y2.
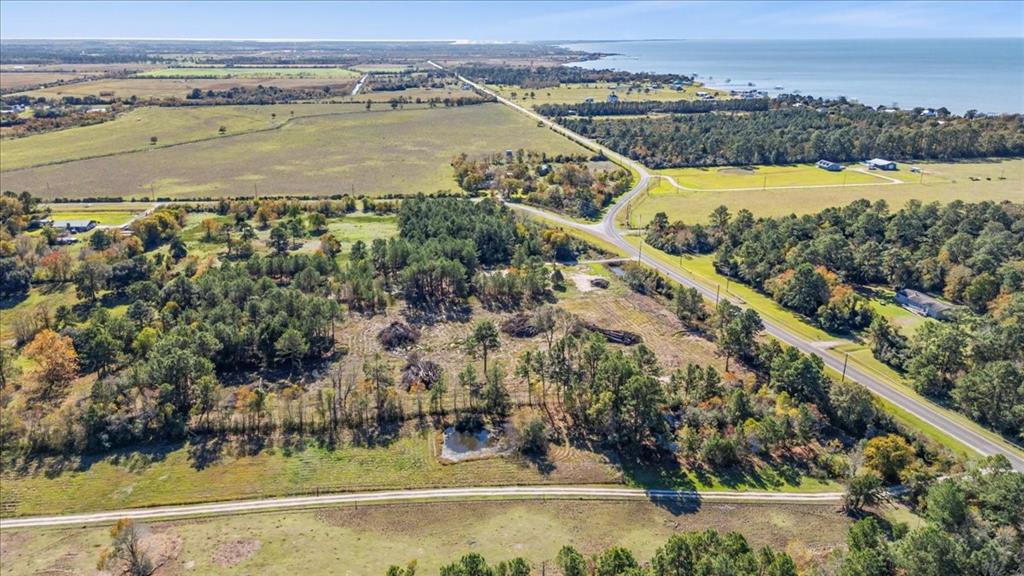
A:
2;36;1021;43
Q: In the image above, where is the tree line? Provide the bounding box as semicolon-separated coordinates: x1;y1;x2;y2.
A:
646;199;1024;439
454;65;691;88
535;98;770;117
560;105;1024;168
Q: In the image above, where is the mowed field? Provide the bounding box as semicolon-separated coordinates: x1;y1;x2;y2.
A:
628;158;1024;225
1;104;371;170
12;76;357;100
137;67;361;79
489;81;728;108
0;500;851;575
657;164;890;190
2;104;591;199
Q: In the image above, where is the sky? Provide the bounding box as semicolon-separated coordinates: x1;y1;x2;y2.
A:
1;1;1021;41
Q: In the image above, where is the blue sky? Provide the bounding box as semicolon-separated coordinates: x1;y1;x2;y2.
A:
1;1;1021;41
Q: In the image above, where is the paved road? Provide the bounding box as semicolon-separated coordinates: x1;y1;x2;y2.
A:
0;486;845;529
434;62;1024;471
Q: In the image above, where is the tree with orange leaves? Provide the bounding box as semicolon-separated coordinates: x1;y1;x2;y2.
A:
23;329;79;394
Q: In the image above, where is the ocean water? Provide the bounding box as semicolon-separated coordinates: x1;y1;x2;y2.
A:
563;39;1024;114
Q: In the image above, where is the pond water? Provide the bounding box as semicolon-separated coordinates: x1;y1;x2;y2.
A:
441;425;510;462
608;265;625;278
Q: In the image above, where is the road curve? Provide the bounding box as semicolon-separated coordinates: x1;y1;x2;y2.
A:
0;486;845;529
433;61;1024;471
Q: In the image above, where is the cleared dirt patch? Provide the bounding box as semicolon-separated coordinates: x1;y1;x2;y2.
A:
570;271;604;292
211;538;262;567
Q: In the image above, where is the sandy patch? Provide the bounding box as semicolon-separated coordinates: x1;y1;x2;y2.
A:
211;538;262;567
571;272;603;292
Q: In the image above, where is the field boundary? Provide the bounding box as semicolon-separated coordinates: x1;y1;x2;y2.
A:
1;102;467;174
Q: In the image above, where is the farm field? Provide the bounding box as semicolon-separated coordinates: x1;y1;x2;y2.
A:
627;158;1024;225
488;81;728;107
1;104;592;199
12;76;357;100
137;66;361;79
352;63;425;73
1;104;370;171
0;71;87;91
0;500;851;575
656;164;888;190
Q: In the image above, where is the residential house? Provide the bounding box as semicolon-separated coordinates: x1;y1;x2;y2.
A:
896;289;954;320
816;160;843;172
51;219;97;234
865;158;897;171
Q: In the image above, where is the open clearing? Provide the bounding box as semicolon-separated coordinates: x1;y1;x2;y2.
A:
1;104;371;171
657;164;887;190
1;104;591;199
628;158;1024;225
137;67;361;79
0;71;87;91
13;76;357;100
489;81;727;108
0;500;851;575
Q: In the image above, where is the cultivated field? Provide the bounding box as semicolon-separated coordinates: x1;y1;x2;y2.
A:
0;71;87;91
2;104;592;199
628;158;1024;226
13;76;357;100
0;500;851;575
137;67;361;79
1;104;369;171
489;81;728;107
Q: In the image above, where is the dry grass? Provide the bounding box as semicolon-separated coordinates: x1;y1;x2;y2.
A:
2;104;591;200
13;76;357;100
0;500;851;575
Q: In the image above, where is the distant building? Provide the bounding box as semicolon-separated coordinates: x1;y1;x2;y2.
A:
896;289;954;320
920;108;937;117
816;160;843;172
51;219;97;234
27;218;53;230
866;158;897;171
606;93;619;103
504;149;514;162
583;97;594;104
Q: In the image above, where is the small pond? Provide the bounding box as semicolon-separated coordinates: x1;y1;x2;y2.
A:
441;425;511;463
608;265;626;278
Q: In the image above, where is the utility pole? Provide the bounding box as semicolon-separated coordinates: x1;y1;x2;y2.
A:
841;353;849;383
715;284;721;303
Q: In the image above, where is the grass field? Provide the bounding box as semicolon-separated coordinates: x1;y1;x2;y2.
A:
0;500;851;575
352;64;424;73
1;104;371;171
657;164;887;190
13;76;357;100
137;67;361;79
489;82;728;108
0;71;87;91
2;104;591;200
628;159;1024;225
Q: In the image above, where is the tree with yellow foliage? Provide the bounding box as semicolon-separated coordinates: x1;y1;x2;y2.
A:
23;329;79;394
